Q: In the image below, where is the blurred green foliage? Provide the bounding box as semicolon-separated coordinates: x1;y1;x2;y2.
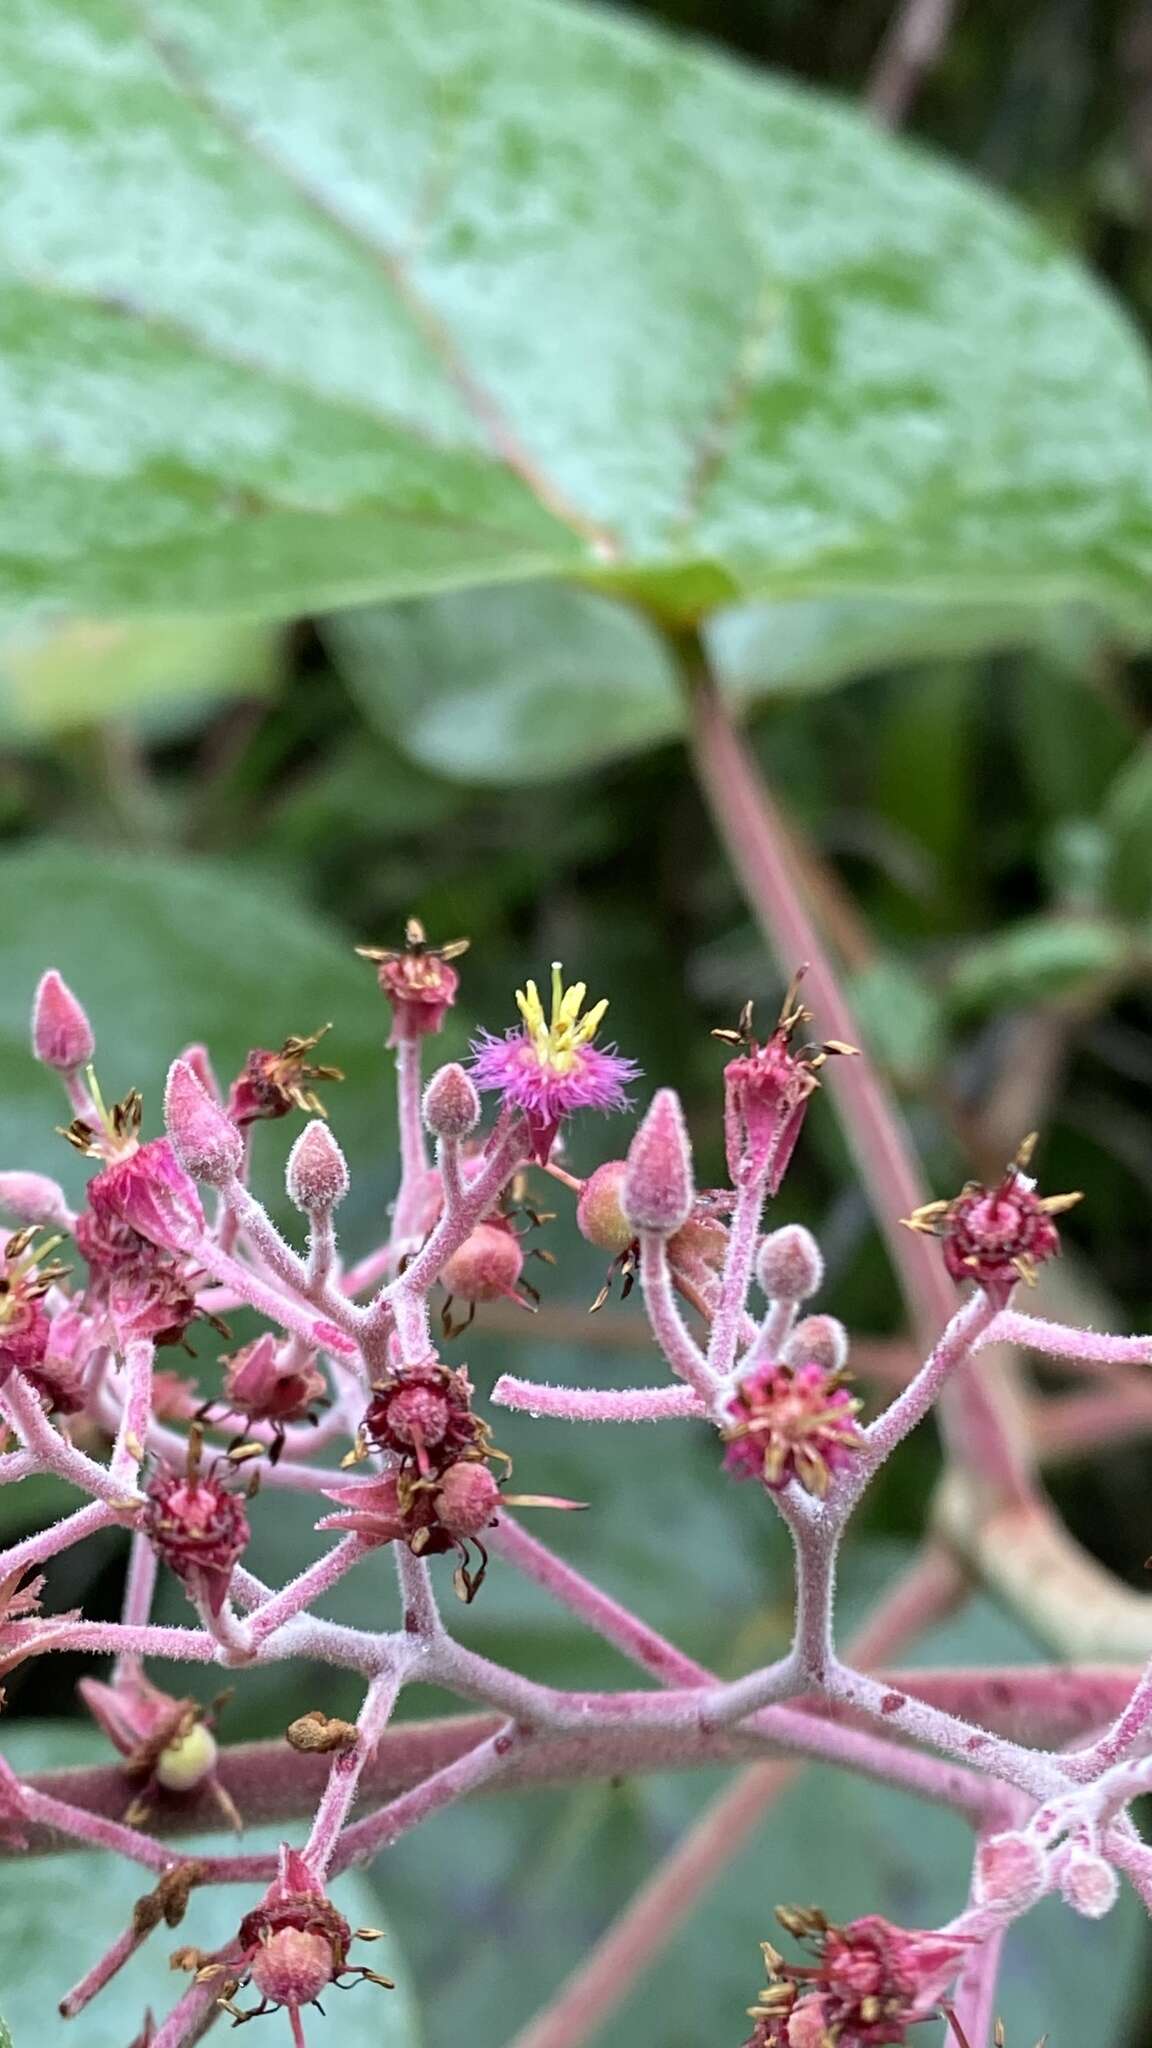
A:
3;0;1152;2041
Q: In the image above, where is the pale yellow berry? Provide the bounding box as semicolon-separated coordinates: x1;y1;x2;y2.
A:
155;1719;218;1793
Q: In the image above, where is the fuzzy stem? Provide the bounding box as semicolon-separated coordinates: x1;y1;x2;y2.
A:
377;1123;526;1312
245;1536;368;1648
20;1781;172;1871
856;1291;1001;1481
150;1967;233;2048
504;1544;968;2048
988;1309;1152;1368
637;1233;716;1402
332;1721;522;1871
706;1165;768;1382
303;1667;404;1879
391;1038;430;1247
115;1530;159;1678
0;1498;120;1583
0;1373;140;1507
943;1923;1006;2048
186;1232;360;1354
493;1377;706;1423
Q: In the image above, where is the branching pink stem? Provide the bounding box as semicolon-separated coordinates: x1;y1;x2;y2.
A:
0;1372;140;1507
332;1721;523;1872
303;1667;404;1880
246;1535;368;1648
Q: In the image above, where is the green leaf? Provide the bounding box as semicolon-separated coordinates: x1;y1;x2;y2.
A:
710;593;1072;702
0;1724;422;2044
324;584;680;782
845;958;944;1086
0;616;278;739
2;0;1152;624
948;914;1134;1013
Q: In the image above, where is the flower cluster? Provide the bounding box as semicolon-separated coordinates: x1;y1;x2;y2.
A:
744;1909;970;2047
0;931;1140;2048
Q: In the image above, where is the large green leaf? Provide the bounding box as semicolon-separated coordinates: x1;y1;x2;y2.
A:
0;1724;422;2045
325;585;680;782
2;0;1151;623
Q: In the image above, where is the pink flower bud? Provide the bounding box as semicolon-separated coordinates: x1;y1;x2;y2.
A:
164;1059;243;1187
756;1224;824;1302
622;1089;694;1236
423;1062;481;1139
32;970;94;1072
285;1120;350;1213
439;1222;525;1305
576;1161;633;1255
143;1460;249;1616
974;1830;1047;1913
1058;1846;1118;1919
783;1314;849;1375
179;1043;222;1102
0;1171;74;1231
435;1459;501;1538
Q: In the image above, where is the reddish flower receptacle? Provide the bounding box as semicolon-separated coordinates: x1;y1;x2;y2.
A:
905;1135;1081;1305
143;1449;250;1616
723;1358;864;1498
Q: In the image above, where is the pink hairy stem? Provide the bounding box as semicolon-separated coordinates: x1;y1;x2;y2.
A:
503;1544;970;2048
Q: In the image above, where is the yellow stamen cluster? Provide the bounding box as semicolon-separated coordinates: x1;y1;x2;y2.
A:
516;964;608;1076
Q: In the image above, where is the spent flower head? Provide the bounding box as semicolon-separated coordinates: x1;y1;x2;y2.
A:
722;1357;864;1497
227;1027;344;1127
746;1909;970;2047
716;974;856;1192
905;1134;1081;1305
471;962;639;1164
185;1845;391;2041
356;917;468;1044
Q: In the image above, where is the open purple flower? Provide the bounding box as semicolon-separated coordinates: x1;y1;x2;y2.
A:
470;964;639;1164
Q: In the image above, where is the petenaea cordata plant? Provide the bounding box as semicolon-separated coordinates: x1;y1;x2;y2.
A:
1;922;1151;2047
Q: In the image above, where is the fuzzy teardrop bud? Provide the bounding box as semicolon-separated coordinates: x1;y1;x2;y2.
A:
1059;1846;1119;1919
0;1171;75;1232
164;1059;244;1187
179;1042;222;1103
783;1314;849;1376
621;1089;694;1236
286;1121;350;1214
32;970;94;1072
756;1224;824;1303
423;1062;481;1140
974;1830;1047;1914
576;1161;633;1255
